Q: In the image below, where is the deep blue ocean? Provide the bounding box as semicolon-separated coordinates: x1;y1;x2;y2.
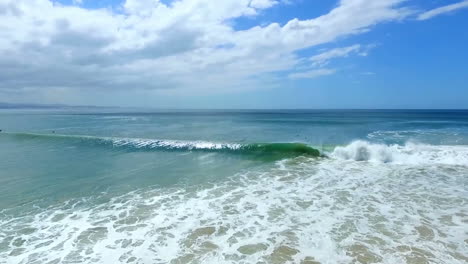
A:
0;109;467;263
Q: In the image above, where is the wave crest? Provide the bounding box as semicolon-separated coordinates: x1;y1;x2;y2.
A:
3;132;321;159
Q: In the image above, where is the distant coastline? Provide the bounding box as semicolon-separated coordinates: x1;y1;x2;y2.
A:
1;102;466;111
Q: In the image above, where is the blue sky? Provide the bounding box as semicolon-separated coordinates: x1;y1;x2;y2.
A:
1;0;467;108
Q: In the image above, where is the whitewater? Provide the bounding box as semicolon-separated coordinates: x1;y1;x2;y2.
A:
0;110;467;264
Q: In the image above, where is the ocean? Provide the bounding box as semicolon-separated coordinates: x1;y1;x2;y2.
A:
0;109;467;264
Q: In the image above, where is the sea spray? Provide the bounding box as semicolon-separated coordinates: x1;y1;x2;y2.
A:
331;140;468;165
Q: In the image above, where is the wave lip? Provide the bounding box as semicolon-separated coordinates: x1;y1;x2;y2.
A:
102;139;322;159
3;132;321;159
331;140;468;166
104;138;321;158
111;137;242;151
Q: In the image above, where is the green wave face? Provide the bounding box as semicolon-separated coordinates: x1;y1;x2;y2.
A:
1;132;321;161
241;143;321;160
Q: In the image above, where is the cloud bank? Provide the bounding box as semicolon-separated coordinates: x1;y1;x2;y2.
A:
0;0;461;105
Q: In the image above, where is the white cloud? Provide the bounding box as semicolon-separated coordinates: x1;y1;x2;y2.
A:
418;0;468;20
0;0;413;104
310;45;362;66
309;43;378;67
249;0;278;9
288;68;336;80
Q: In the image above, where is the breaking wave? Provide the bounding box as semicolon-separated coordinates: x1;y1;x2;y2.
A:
4;132;468;165
2;132;321;159
331;140;468;166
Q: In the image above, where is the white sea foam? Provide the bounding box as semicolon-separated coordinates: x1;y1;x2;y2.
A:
1;156;467;263
331;140;468;166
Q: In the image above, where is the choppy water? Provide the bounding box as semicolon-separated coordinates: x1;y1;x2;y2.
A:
0;109;467;264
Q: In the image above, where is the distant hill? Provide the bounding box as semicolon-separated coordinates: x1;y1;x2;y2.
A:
0;102;67;109
0;102;108;109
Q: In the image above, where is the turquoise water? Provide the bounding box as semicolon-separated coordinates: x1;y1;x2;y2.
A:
0;109;467;263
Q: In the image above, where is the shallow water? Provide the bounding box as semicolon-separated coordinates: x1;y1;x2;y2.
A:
0;109;467;263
